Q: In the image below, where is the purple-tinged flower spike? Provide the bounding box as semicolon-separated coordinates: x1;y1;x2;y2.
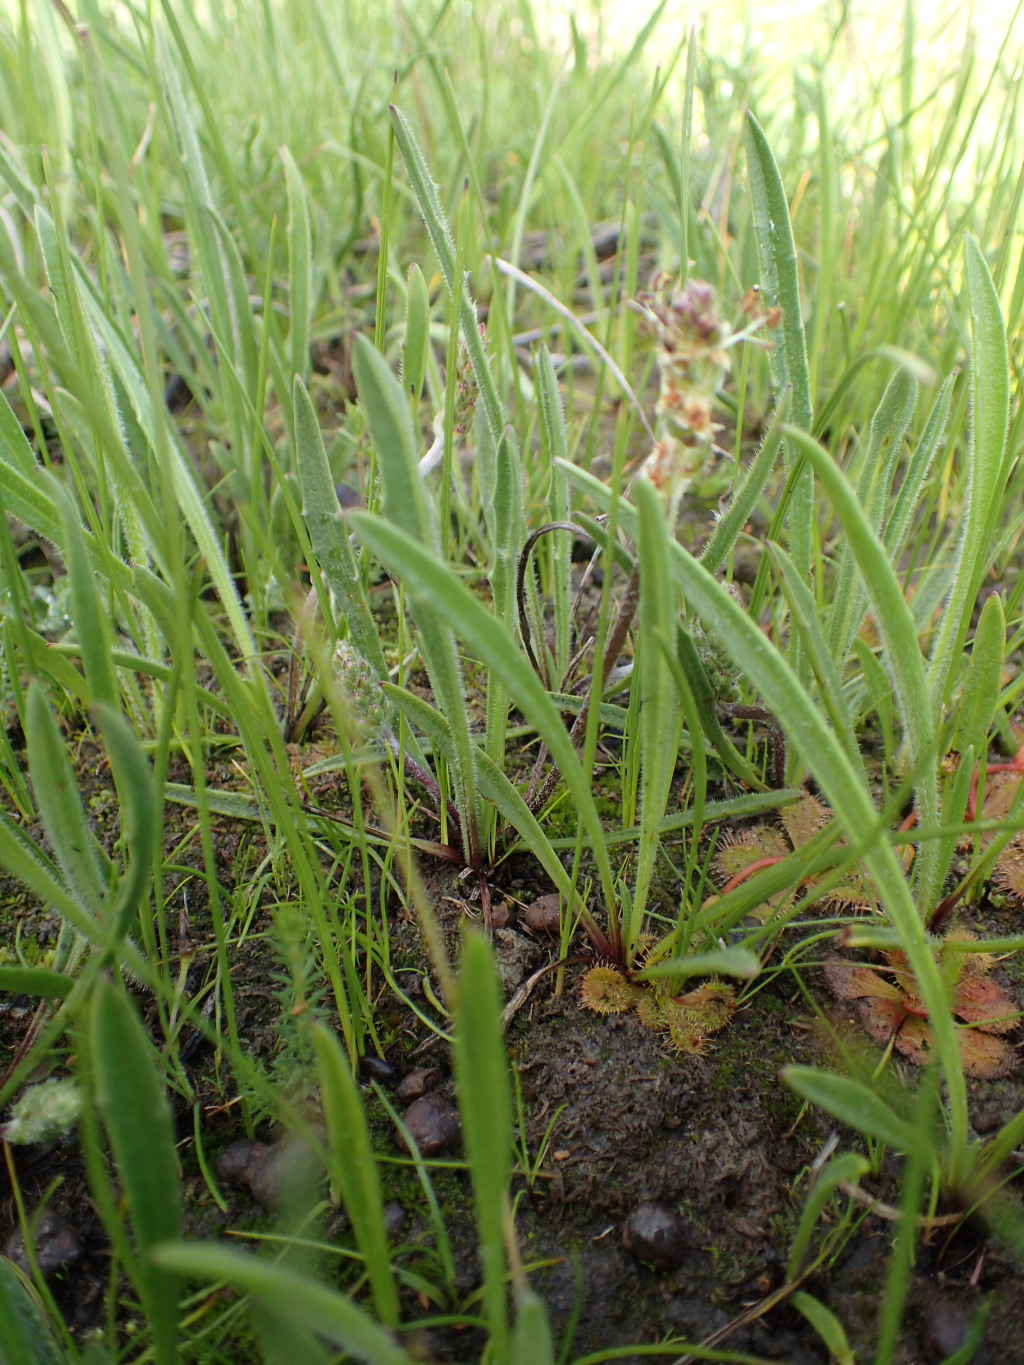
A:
631;274;777;521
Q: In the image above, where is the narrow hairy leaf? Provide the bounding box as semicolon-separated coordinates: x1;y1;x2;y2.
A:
0;1261;64;1365
790;1293;855;1365
782;424;939;898
282;145;312;386
745;112;813;573
953;591;1005;761
294;374;387;675
26;680;106;915
401;261;430;403
0;967;73;1000
389;103;503;443
828;368;918;665
928;236;1010;706
631;478;683;958
50;475;119;711
92;701;157;959
700;398;786;574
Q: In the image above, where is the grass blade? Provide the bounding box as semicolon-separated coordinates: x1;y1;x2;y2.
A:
389;102;503;444
150;1243;416;1365
294;374;387;676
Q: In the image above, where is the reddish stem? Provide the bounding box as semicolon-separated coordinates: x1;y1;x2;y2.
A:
720;855;785;897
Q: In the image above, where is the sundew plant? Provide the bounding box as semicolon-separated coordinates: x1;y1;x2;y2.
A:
0;2;1022;1363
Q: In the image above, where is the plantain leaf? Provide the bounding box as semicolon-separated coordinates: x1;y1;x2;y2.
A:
927;236;1010;707
352;334;480;867
783;1067;920;1154
91;977;181;1365
313;1025;399;1326
400;262;430;403
454;931;514;1362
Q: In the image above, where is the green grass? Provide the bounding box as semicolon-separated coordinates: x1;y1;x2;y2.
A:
0;1;1022;1361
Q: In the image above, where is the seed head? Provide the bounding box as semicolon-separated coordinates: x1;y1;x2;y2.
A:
330;641;391;740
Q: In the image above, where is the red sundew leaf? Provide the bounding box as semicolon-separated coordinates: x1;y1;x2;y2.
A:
885;953;929;1018
824;957;902;1003
891;1016;935;1067
954;975;1019;1034
991;830;1024;902
980;770;1023;822
857;996;911;1044
955;1027;1017;1079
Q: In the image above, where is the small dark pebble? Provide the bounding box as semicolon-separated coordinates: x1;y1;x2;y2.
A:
335;483;363;511
623;1202;691;1270
921;1300;988;1364
383;1200;407;1238
396;1066;442;1103
358;1054;399;1086
4;1212;82;1277
216;1139;271;1185
488;899;512;929
522;893;561;934
971;1106;1002;1135
400;1093;461;1157
216;1136;322;1210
